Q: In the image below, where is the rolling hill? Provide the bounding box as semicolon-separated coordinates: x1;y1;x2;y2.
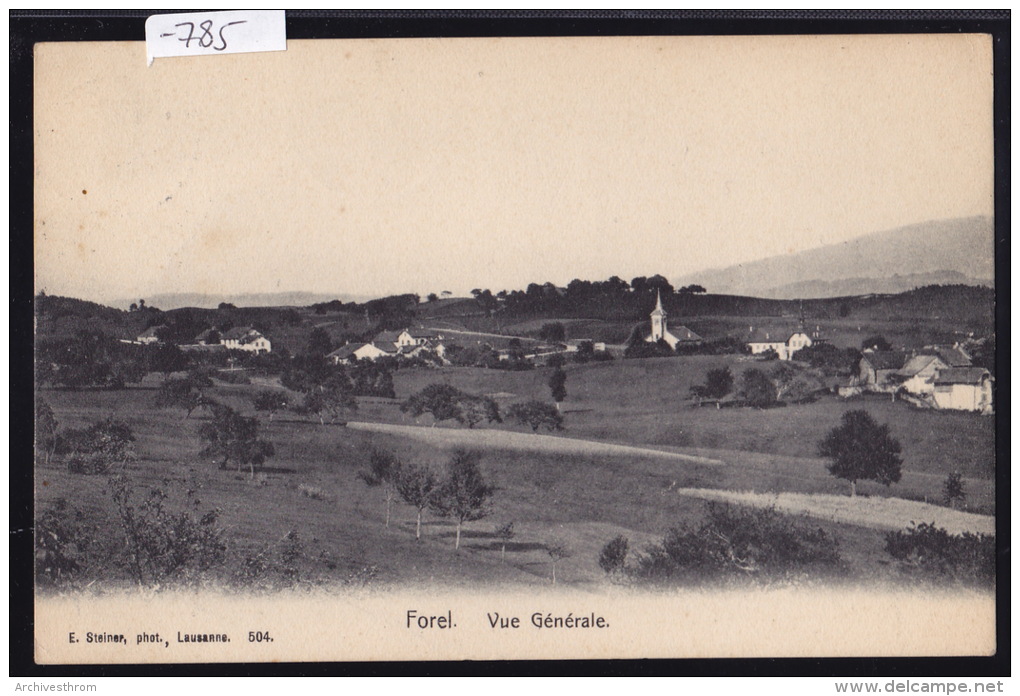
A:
676;216;994;299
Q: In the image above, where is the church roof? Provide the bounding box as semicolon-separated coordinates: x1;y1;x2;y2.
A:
650;290;667;317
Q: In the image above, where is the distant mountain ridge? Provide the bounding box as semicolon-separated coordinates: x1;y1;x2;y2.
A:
110;291;375;311
677;216;994;299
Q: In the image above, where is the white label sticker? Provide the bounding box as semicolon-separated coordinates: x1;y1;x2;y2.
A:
145;10;286;66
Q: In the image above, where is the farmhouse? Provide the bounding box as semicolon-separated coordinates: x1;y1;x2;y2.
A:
136;325;166;345
746;327;817;361
919;344;973;367
857;350;911;392
858;344;976;396
193;328;220;346
220;327;272;354
327;329;448;365
645;291;702;349
895;354;950;396
932;367;993;414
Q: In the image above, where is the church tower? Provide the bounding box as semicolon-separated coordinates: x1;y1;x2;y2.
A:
650;290;667;341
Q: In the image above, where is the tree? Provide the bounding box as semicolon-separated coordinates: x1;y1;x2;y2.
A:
690;367;734;401
818;410;903;497
252;390;289;421
494;522;515;564
306;327;333;358
539;322;566;342
302;375;357;425
548;367;567;409
427;293;438;303
508;400;564;432
572;341;595;364
546;353;566;368
431;450;495;550
35;399;59;466
599;536;629;576
861;335;892;351
155;377;207;419
401;383;465;425
458;395;502;429
147;343;189;378
359;449;402;528
739;368;777;408
942;472;966;509
394;463;439;541
199;404;275;479
546;543;571;584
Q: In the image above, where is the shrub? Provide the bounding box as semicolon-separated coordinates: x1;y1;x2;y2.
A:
739;368;778;408
635;503;840;583
110;475;226;587
884;523;994;586
35;499;104;586
507;400;564;432
690;367;734;400
598;535;629;575
63;420;136;475
942;472;966;508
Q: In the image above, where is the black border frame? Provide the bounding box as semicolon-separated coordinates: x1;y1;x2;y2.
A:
9;9;1010;678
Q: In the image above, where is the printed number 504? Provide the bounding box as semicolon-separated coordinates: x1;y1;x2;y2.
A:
174;20;246;51
248;631;273;643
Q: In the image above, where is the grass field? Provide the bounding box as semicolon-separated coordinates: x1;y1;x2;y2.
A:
384;357;995;483
35;353;995;591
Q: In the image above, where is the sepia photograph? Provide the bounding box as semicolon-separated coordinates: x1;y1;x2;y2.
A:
19;16;1004;670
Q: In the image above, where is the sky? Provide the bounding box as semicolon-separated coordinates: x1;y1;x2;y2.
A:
33;34;994;305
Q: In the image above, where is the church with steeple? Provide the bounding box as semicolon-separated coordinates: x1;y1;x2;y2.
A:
645;290;702;349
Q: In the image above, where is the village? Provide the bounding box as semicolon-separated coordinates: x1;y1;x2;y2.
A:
126;287;993;415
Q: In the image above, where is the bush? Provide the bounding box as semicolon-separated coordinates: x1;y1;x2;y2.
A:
739;368;778;408
215;369;251;385
37;477;228;589
62;420;136;475
884;523;994;586
942;472;966;508
690;367;734;400
635;503;841;583
507;400;564;432
110;475;226;586
598;535;629;575
35;499;104;586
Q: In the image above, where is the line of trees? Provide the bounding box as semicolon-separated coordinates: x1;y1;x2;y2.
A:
359;448;495;549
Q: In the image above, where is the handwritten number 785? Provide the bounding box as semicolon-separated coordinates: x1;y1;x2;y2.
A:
174;20;247;51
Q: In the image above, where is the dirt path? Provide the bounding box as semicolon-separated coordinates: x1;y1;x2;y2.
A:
674;488;995;535
346;422;723;465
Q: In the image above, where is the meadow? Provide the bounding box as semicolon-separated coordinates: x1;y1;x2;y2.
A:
36;352;995;592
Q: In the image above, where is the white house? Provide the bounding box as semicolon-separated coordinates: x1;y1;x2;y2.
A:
897;354;950;396
220;327;272;354
747;329;813;361
645;291;702;349
933;367;993;414
136;325;166;345
332;341;401;362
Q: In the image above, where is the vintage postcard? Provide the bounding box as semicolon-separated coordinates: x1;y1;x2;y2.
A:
29;30;998;665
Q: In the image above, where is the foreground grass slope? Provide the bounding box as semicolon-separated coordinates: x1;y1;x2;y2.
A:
37;353;994;591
